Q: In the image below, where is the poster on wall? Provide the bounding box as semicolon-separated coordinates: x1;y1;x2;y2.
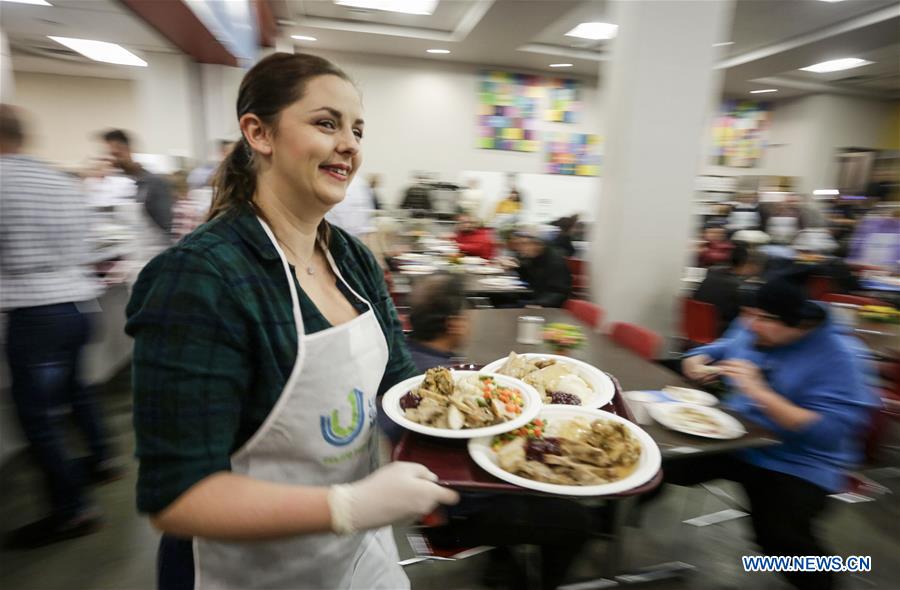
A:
711;100;772;168
544;132;602;176
544;78;580;123
476;71;542;152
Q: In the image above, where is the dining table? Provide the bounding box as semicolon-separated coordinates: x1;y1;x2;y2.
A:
391;307;779;587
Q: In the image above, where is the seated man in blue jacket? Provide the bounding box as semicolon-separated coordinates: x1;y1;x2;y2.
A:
677;273;878;590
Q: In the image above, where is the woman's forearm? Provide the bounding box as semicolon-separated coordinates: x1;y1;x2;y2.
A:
149;472;332;541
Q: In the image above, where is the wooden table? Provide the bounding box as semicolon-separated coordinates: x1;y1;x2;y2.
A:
854;320;900;360
394;309;776;587
461;308;777;460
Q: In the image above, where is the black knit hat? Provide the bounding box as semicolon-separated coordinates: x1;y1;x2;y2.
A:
753;269;826;327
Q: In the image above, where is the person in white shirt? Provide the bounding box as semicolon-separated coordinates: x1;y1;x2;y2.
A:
1;104;116;549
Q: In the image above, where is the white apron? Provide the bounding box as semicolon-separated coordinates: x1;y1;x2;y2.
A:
192;218;410;590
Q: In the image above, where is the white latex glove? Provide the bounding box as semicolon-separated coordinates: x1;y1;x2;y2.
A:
328;462;460;534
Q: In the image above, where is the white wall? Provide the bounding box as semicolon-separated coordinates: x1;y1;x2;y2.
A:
702;94;896;194
314;50;604;212
134;52;202;161
12;71;139;166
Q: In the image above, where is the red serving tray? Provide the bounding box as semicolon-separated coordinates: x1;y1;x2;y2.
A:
390;371;663;497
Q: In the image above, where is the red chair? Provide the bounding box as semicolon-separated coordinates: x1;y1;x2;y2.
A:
807;275;834;300
820;293;889;307
563;299;604;330
565;257;589;297
682;299;718;345
610;322;662;360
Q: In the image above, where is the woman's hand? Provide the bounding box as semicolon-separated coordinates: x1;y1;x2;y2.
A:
328;462;460;534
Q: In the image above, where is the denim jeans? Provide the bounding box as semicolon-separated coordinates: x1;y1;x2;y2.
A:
5;302;108;518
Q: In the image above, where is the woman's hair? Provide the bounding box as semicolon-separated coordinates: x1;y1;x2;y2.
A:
207;53;352;241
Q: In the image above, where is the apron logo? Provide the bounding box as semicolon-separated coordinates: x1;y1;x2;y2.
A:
320;389;365;447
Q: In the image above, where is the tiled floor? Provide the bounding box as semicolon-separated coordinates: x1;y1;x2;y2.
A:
2;373;898;589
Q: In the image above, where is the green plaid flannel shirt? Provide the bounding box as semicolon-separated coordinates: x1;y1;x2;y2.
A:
125;205;416;513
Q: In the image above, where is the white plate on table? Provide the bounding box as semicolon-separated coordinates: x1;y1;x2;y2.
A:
478;277;524;288
461;256;487;265
394;253;433;264
382;371;542;439
481;353;615;409
661;387;718;406
399;264;437;275
648;402;746;440
468;405;661;496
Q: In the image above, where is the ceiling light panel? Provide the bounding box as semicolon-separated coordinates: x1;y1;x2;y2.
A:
565;22;618;40
48;36;147;67
334;0;438;15
800;58;873;73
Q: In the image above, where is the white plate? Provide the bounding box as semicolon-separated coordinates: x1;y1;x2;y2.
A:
395;253;433;264
382;371;542;439
648;403;746;440
478;277;523;288
461;256;487;265
468;406;661;496
661;387;719;406
399;264;437;275
481;353;616;409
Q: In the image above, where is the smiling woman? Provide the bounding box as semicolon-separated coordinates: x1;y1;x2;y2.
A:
125;52;458;590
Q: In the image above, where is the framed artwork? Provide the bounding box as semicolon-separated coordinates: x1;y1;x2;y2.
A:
544;132;601;176
711;100;772;168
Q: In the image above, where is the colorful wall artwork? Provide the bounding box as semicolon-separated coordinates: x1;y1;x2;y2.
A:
711;100;772;168
476;70;595;174
544;132;601;176
544;78;580;123
477;71;542;152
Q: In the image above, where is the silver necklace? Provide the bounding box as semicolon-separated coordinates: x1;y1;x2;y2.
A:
278;239;317;276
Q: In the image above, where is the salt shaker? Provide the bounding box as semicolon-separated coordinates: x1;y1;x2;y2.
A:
517;316;545;345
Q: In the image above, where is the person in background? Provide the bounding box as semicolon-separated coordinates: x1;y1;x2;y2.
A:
550;214;579;257
693;244;765;335
400;171;432;214
101;129;174;244
170;170;206;241
187;139;233;189
0;104;119;549
459;177;484;219
405;274;469;371
847;204;900;271
697;224;734;267
507;228;572;308
505;172;525;206
494;188;522;217
727;191;763;231
765;201;800;244
125;53;456;590
367;172;382;210
679;273;878;590
454;212;495;260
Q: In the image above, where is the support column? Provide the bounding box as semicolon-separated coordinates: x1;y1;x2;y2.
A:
591;0;734;337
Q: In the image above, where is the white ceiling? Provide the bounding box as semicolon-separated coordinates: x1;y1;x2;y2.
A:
276;0;900;100
3;0;898;100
